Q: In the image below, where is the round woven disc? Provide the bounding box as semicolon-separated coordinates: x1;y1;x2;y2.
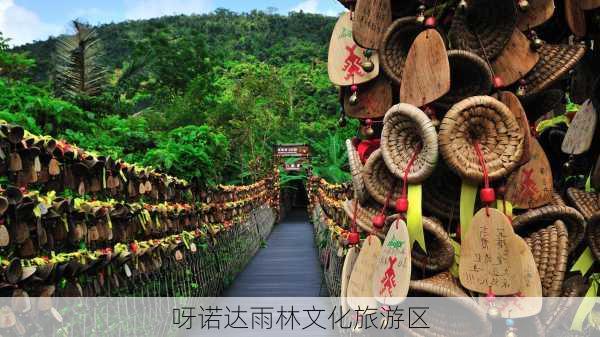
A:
521;44;586;95
363;149;402;205
448;0;517;60
379;17;423;85
513;205;586;253
439;96;524;183
436;50;493;109
381;104;438;184
346;139;368;203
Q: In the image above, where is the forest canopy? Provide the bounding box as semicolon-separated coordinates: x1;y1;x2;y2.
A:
1;9;354;186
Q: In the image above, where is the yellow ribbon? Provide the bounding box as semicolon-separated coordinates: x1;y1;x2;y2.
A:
449;238;461;278
571;274;599;331
460;181;478;237
495;199;513;219
571;247;596;276
536;114;570;134
407;184;426;252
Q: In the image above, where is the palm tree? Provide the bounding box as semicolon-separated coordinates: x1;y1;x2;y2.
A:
54;20;107;98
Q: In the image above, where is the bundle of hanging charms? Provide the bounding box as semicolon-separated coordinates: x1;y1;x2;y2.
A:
328;0;600;336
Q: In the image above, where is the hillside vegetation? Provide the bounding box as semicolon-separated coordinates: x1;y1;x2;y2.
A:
1;9;354;186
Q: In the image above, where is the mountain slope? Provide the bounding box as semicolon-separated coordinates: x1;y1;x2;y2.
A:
14;9;337;82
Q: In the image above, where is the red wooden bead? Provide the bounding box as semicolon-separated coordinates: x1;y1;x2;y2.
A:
348;232;360;245
351;84;358;93
372;214;386;229
493;76;504;89
395;197;409;213
480;187;496;204
424;16;436;28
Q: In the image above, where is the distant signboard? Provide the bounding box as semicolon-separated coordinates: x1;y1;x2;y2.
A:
274;144;310;158
283;162;305;172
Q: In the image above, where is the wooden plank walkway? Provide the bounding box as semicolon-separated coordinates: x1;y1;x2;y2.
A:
224;209;326;297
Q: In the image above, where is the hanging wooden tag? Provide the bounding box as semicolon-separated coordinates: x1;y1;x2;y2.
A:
565;0;587;37
517;0;555;30
498;91;531;165
0;224;9;247
561;100;597;155
139;182;146;195
48;158;60;176
505;138;553;209
353;0;392;49
9;152;22;172
33;156;41;172
175;250;183;261
328;12;380;86
478;236;542;318
341;246;359;313
372;218;410;305
145;180;152;192
78;180;86;195
581;0;600;9
347;235;382;310
399;29;450;107
344;76;392;119
459;208;522;295
492;29;539;87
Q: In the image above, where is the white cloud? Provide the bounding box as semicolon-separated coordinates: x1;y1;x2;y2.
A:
291;0;319;13
124;0;214;20
290;0;345;16
0;0;62;46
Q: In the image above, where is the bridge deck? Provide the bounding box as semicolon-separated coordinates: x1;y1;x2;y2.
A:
224;209;326;297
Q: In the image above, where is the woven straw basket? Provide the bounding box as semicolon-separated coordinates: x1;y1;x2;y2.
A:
380;16;423;85
439;96;524;183
363;149;402;205
381;103;438;184
345;139;369;203
448;0;516;60
566;188;600;221
436;50;493;109
513;205;586;254
409;272;492;337
387;215;455;273
521;44;586;95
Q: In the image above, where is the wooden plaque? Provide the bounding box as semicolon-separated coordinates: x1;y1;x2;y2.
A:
581;0;600;10
328;12;380;86
399;29;450;107
341;246;359;313
0;225;9;247
347;235;382;309
477;236;542;318
565;0;587;37
459;208;522;295
498;91;531;165
372;219;411;305
344;76;392;119
492;29;539;87
517;0;555;30
562;100;597;155
505;138;553;209
353;0;392;49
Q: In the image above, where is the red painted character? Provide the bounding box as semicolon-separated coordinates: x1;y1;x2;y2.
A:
343;45;365;81
379;256;398;296
519;168;538;199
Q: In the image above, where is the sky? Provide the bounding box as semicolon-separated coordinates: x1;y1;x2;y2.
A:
0;0;345;46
